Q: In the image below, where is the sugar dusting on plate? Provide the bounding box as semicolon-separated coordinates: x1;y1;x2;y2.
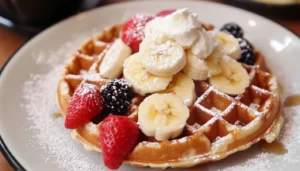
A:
22;28;300;171
23;30;107;171
221;72;300;171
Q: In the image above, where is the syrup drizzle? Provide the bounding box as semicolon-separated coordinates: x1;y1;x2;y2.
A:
277;82;284;93
284;95;300;107
259;140;287;155
52;112;62;118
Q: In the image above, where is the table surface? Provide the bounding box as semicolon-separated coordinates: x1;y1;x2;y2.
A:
0;0;299;170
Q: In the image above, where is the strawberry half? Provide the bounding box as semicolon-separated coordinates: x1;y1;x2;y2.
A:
121;13;155;53
65;83;103;129
99;115;140;170
156;9;176;17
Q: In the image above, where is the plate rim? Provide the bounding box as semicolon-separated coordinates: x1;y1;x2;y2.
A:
0;46;26;170
232;0;300;6
0;0;299;170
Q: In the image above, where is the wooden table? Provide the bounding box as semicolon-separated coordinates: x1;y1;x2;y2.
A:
0;0;299;170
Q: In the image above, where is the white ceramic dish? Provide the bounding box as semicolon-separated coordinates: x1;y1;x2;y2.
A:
0;1;300;171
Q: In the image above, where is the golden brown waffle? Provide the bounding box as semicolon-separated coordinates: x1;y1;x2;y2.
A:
57;23;283;169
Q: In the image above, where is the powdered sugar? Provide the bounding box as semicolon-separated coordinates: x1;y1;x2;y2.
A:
211;107;221;114
193;71;300;170
76;83;99;97
151;40;172;58
22;30;108;171
80;70;103;81
20;24;300;171
123;13;154;41
221;152;272;171
280;106;300;163
250;103;260;110
219;80;300;170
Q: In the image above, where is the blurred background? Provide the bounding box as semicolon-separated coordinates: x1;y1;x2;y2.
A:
0;0;299;35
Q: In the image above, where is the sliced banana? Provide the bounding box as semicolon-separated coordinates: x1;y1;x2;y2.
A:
183;51;209;81
206;54;222;76
206;41;225;76
138;93;189;141
216;31;241;60
99;39;132;79
123;53;172;95
160;73;196;107
209;55;250;95
189;29;216;59
139;38;186;77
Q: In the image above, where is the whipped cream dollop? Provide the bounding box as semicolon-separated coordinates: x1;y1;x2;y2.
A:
189;29;216;59
145;8;201;48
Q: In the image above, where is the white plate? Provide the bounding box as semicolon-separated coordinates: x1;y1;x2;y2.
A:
0;1;300;171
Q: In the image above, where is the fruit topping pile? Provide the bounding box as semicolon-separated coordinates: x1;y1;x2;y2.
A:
122;8;251;97
64;8;260;169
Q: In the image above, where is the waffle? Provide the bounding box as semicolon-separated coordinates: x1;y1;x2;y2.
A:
56;23;283;169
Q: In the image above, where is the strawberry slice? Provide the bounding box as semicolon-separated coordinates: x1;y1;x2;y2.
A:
65;83;103;129
156;9;176;17
121;13;155;53
99;115;140;170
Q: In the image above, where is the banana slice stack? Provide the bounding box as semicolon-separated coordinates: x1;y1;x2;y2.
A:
122;8;251;140
124;9;200;99
123;8;251;100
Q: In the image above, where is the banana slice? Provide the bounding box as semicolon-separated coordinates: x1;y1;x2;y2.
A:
206;54;222;76
189;29;216;59
138;93;189;140
206;41;225;76
209;55;250;95
216;31;241;60
183;51;209;81
160;73;196;107
99;39;132;79
123;53;172;95
139;38;186;77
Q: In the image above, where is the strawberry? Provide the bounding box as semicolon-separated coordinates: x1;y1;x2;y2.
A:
156;9;176;17
121;13;155;53
65;83;103;129
99;115;140;170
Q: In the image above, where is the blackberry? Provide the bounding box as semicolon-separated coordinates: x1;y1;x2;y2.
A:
238;38;255;65
220;22;244;38
101;79;134;115
238;37;253;50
